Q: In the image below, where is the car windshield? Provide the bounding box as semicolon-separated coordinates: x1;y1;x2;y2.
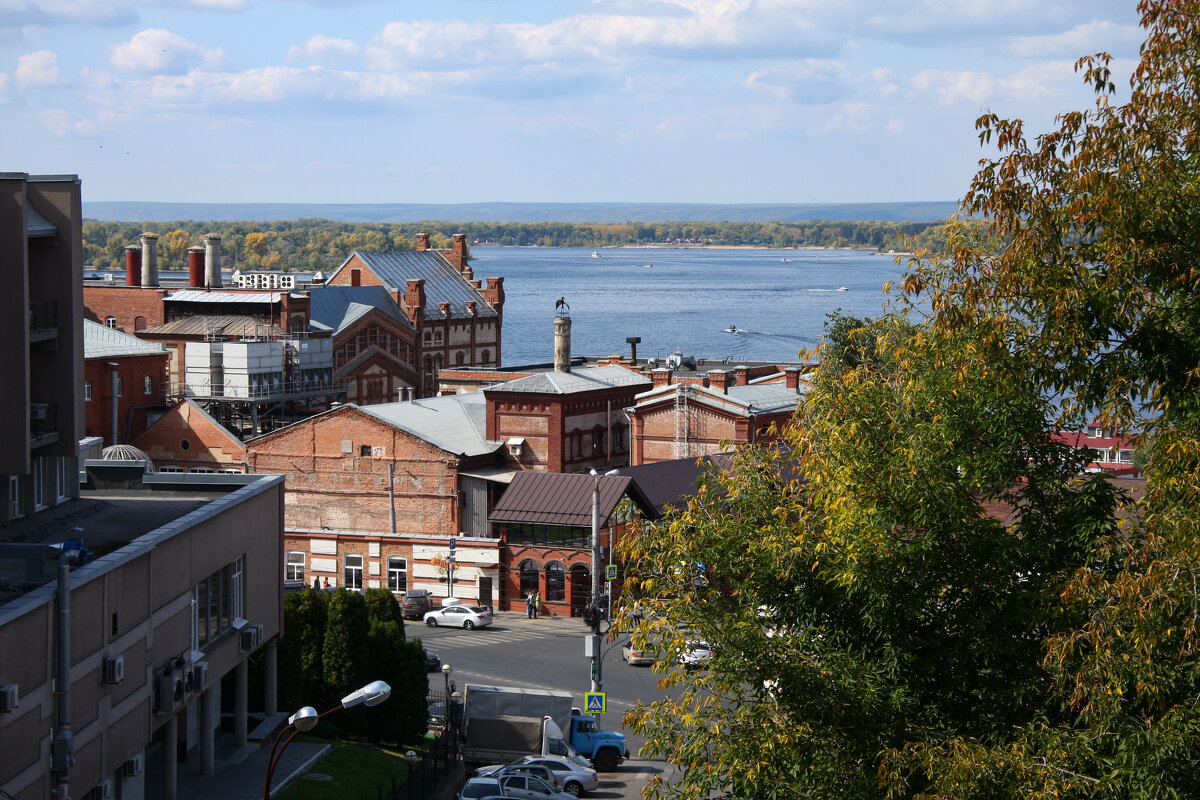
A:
462;781;500;799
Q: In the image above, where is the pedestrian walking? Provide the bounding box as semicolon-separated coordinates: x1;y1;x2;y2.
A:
526;592;535;619
534;592;542;618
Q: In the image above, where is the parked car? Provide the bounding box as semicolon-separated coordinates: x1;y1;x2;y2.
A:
423;648;441;672
511;756;600;796
680;641;714;668
424;604;493;629
474;763;560;789
402;589;433;620
458;776;573;800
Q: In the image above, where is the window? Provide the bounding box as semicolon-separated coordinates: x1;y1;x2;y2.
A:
545;562;565;602
159;466;184;473
84;380;92;401
181;439;191;451
455;351;465;366
481;349;491;365
218;468;243;474
105;316;117;328
144;375;152;395
56;457;71;502
344;553;363;590
8;475;23;520
134;316;146;331
592;430;603;454
286;551;306;582
360;444;373;457
189;467;214;473
520;560;539;597
193;555;245;649
1119;449;1134;464
387;556;407;592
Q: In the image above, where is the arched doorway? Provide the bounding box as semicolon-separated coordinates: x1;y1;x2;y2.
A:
569;565;590;617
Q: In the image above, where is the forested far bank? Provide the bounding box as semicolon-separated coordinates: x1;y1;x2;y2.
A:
81;218;964;272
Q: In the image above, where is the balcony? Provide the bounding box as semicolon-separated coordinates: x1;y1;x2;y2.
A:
30;402;59;448
29;300;58;343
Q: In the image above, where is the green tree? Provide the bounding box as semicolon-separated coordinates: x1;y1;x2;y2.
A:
278;589;330;713
323;589;371;734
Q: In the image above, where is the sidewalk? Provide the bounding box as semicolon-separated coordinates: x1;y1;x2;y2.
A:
178;736;330;800
488;608;590;632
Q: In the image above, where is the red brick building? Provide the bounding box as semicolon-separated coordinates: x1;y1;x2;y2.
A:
627;367;810;465
1052;419;1142;478
82;318;169;444
131;399;248;473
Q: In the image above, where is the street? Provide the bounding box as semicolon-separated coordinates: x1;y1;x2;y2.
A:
415;611;674;799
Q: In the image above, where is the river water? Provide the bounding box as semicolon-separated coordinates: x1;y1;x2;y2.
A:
467;247;910;366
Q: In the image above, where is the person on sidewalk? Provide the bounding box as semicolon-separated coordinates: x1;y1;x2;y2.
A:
526;592;535;619
534;592;542;618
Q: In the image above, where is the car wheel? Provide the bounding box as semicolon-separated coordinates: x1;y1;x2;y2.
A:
564;782;582;796
594;749;619;772
426;618;438;627
464;620;475;630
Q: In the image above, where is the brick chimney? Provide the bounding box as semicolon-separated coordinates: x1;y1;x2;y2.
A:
124;245;142;286
449;233;469;272
466;301;477;317
784;367;802;392
707;369;730;394
732;366;749;386
404;279;426;326
652;368;673;388
416;233;431;251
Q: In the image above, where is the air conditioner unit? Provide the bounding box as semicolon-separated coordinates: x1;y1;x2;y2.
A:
189;662;209;694
154;667;185;714
122;754;144;777
0;684;17;713
239;624;263;653
97;779;114;800
102;655;125;684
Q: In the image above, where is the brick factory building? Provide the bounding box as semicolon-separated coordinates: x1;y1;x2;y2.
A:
83;319;170;445
131;400;248;474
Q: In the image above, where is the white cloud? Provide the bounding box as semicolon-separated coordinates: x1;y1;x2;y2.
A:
0;73;12;104
1003;20;1143;59
744;60;847;104
287;35;361;67
810;101;871;134
911;61;1075;106
884;117;905;135
109;29;225;75
38;108;96;135
16;50;62;87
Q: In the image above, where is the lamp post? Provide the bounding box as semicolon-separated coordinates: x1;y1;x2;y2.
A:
441;662;452;700
262;680;391;800
405;750;418;800
589;468;619;692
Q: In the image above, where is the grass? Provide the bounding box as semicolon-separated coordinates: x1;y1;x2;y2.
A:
275;736;423;800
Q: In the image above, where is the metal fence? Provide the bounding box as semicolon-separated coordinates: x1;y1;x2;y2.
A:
363;691;459;800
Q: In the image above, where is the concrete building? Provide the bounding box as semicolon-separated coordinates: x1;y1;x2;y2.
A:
0;173;84;525
0;465;285;800
83;319;170;445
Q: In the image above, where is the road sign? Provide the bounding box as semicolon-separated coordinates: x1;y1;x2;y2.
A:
449;537;457;550
584;692;606;714
605;564;617;580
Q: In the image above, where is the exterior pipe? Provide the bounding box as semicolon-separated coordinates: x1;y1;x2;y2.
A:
52;545;78;800
109;363;120;446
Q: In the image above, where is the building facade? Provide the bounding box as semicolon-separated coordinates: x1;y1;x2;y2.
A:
83;319;170;445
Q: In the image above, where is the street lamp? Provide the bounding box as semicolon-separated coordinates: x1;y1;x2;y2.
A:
405;750;418;800
441;663;453;700
589;468;619;692
262;680;391;799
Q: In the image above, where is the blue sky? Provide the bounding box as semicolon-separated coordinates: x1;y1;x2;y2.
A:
1;0;1145;205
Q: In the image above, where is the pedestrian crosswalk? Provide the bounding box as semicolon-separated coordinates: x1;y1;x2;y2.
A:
413;621;583;650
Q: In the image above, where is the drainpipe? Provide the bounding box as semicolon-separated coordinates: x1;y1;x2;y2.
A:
51;543;80;799
388;463;397;536
108;362;120;446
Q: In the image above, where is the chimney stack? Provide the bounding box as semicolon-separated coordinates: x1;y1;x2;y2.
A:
554;315;572;373
626;336;641;363
784;367;801;392
416;233;431;251
187;246;205;288
450;233;469;271
204;233;223;287
651;368;672;388
124;245;142;286
707;369;730;394
140;233;159;288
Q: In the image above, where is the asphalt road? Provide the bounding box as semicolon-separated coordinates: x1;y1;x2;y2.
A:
413;610;676;799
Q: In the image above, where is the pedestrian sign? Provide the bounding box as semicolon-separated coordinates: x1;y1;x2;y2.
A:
605;564;617;580
584;692;606;714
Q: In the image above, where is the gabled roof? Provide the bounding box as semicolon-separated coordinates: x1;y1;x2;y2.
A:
488;472;656;527
484;365;651;395
133;399;246;455
138;315;288;338
307;285;413;335
84;318;168;359
631;382;804;416
332;251;498;321
359;393;498;457
615;454;734;516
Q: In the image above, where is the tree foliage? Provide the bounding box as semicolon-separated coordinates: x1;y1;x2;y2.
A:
619;2;1200;798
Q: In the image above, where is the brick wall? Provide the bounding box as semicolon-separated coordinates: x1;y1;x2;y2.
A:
131;401;247;472
83;352;169;444
83;286;168;334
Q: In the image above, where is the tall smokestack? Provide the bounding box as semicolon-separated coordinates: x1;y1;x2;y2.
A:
188;246;205;288
554;315;572;373
124;245;142;287
140;233;159;288
204;233;223;288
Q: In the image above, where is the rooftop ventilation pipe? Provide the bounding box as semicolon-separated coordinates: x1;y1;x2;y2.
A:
188;246;205;288
124;245;142;287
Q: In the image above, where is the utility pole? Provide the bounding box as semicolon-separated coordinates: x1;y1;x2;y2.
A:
588;469;618;692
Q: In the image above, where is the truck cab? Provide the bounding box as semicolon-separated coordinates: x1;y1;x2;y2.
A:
568;708;628;771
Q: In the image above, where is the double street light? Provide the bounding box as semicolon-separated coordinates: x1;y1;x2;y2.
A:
589;468;619;692
262;680;391;800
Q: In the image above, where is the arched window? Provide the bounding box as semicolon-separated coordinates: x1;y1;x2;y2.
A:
134;316;146;331
481;349;491;365
520;560;539;596
455;351;465;366
545;562;565;603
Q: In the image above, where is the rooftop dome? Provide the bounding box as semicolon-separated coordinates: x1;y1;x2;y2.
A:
100;444;156;472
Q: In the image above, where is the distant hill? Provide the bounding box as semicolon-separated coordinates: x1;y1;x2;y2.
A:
82;201;960;224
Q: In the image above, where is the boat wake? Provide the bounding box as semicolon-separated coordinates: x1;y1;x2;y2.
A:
803;287;850;292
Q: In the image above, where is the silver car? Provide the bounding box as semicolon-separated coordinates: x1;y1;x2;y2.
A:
516;756;600;796
424;604;493;629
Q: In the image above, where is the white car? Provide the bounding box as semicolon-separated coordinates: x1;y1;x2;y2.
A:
424;604;493;629
680;641;714;668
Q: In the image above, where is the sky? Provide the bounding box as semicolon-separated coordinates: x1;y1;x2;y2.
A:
1;0;1146;205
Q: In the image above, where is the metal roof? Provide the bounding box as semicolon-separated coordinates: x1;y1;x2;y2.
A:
138;315;288;338
165;290;283;304
632;382;804;416
307;285;414;336
487;472;654;527
336;251;498;321
615;454;734;515
83;318;168;358
484;365;652;395
25;203;56;237
359;393;498;457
